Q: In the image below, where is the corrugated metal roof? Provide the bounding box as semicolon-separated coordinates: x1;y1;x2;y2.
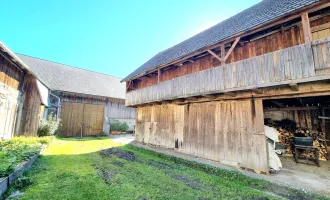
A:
18;54;126;99
122;0;320;82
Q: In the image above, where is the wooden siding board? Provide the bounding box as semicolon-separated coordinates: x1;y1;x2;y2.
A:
126;39;323;106
137;100;269;173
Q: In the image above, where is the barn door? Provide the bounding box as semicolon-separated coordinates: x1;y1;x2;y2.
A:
83;104;104;136
60;102;104;137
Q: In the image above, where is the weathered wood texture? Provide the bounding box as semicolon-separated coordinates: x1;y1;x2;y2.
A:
0;54;24;89
264;108;321;130
135;104;185;148
0;54;25;139
57;91;135;119
0;83;20;139
17;74;41;136
126;39;322;106
60;102;104;137
135;99;268;173
312;37;330;75
131;14;330;91
105;101;136;119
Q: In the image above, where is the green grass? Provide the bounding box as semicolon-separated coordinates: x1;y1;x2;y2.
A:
7;137;328;200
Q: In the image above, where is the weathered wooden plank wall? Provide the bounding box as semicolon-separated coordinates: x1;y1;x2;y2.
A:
0;54;25;139
57;92;135;119
135;104;185;148
17;74;41;136
126;41;316;106
135;99;269;173
60;102;104;137
264;109;321;130
312;37;330;75
0;54;24;89
105;101;136;119
132;15;330;91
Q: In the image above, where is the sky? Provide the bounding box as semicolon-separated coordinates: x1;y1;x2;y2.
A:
1;0;261;79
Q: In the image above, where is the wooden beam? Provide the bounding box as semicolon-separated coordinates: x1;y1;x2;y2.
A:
186;96;199;101
298;98;305;107
264;106;319;111
172;98;185;104
207;49;222;62
223;37;240;61
289;83;299;91
311;22;330;33
224;92;236;97
158;68;161;83
126;80;132;91
301;12;312;43
161;100;172;104
252;88;264;94
319;116;330;120
220;43;226;65
271;100;284;108
202;94;217;99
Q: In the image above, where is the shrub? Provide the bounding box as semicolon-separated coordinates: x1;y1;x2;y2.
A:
38;114;61;137
109;120;129;132
0;137;52;177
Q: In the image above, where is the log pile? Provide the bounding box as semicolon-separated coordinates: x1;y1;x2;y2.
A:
267;122;328;160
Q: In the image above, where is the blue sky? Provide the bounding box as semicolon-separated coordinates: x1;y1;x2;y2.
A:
1;0;261;79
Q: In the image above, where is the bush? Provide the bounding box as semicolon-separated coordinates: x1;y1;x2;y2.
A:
38;114;61;137
109;120;129;132
0;137;53;177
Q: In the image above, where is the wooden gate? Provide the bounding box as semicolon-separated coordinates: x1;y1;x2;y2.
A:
60;102;104;137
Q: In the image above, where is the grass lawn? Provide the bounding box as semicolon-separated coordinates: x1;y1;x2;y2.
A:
8;137;328;200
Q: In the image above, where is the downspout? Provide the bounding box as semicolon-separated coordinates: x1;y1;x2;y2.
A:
50;91;61;120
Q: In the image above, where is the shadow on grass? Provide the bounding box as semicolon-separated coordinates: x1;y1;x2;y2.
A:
7;141;327;200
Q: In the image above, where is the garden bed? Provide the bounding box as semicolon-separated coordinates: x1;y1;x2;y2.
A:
0;137;52;197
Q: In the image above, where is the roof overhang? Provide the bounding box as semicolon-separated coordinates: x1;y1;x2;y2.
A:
0;41;32;73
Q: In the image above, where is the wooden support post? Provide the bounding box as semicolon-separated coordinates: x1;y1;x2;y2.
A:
202;94;217;99
289;83;299;91
186;96;199;101
252;88;264;94
126;80;132;91
301;12;312;43
158;68;161;83
223;37;240;62
224;92;236;97
220;43;226;65
298;98;305;107
172;98;185;104
207;49;222;62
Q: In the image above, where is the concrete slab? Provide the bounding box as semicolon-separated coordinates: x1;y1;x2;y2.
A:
109;134;134;144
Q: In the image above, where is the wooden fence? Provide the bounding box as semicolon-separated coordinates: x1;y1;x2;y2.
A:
126;37;330;106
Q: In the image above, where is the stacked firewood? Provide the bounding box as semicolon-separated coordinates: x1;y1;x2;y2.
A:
267;123;328;160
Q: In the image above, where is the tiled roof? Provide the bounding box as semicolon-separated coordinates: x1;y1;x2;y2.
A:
18;54;126;99
122;0;320;82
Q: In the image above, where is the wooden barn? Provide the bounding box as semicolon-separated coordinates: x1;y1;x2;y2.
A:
0;42;46;139
18;54;136;137
123;0;330;173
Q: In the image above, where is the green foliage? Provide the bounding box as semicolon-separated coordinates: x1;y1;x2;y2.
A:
0;137;53;177
14;176;32;189
38;114;61;137
109;119;129;132
16;137;326;200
